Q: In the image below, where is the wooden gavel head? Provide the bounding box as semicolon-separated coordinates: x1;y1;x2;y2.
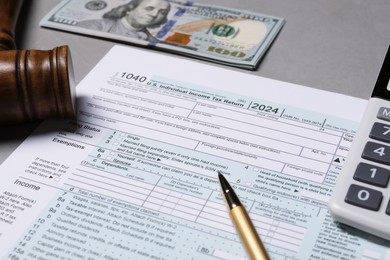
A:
0;46;76;124
0;0;76;124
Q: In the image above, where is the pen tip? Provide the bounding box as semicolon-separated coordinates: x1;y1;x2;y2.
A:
217;171;241;209
217;171;226;183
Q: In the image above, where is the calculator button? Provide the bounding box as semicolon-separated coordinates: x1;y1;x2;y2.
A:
377;107;390;122
387;200;390;215
362;141;390;165
370;122;390;143
354;163;390;187
345;184;382;211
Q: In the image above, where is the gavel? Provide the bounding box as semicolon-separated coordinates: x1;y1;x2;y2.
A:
0;0;76;125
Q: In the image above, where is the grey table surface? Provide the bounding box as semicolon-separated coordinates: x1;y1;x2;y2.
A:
1;0;390;163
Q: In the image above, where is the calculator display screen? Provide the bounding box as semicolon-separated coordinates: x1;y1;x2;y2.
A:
372;45;390;100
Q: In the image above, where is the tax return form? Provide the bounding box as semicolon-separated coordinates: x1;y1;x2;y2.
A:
1;45;388;259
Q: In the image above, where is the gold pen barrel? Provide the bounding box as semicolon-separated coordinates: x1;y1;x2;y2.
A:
231;206;270;260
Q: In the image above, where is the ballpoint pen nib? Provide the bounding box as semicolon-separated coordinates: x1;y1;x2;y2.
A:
218;171;240;209
218;172;229;192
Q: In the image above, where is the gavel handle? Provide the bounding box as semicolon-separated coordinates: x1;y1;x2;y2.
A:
0;0;24;50
0;0;76;124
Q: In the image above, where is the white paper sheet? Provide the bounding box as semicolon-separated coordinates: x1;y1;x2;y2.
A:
2;45;388;260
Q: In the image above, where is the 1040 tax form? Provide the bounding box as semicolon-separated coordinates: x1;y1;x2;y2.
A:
1;45;388;259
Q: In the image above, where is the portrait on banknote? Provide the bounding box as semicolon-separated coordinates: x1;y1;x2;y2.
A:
77;0;171;42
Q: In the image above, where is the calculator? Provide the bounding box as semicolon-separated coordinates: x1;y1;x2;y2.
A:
329;45;390;240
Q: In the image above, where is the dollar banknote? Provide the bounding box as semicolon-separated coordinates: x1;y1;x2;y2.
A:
40;0;285;69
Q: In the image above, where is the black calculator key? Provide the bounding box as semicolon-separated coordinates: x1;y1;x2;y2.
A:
387;201;390;215
370;122;390;143
345;184;382;211
377;107;390;122
362;141;390;165
354;163;390;187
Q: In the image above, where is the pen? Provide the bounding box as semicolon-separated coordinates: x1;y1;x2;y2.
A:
218;172;270;260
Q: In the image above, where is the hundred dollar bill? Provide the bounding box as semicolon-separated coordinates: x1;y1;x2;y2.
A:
40;0;285;69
